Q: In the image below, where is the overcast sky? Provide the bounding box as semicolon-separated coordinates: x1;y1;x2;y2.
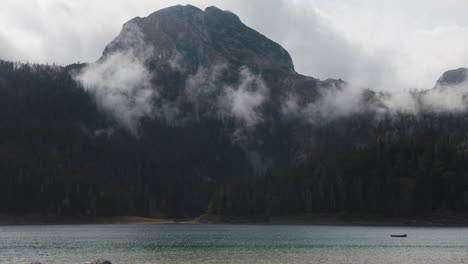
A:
2;0;468;91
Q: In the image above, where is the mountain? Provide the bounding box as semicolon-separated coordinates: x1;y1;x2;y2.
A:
99;5;342;107
104;5;295;75
436;68;468;87
1;5;468;222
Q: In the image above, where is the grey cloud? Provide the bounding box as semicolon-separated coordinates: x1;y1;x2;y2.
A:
168;53;269;130
184;64;227;121
75;51;155;134
281;83;368;123
420;83;468;113
168;51;187;73
282;79;468;124
217;67;269;128
74;22;156;135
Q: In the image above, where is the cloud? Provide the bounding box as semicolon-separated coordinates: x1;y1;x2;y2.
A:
420;83;468;113
218;67;269;127
281;83;371;123
75;51;154;134
184;64;227;121
320;9;468;92
74;22;155;134
170;57;269;129
302;84;366;122
282;78;468;124
168;50;187;73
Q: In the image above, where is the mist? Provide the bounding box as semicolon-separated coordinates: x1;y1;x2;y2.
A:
74;22;155;134
217;67;269;128
283;76;468;124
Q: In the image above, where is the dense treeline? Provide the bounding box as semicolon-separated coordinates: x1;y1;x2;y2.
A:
1;59;468;220
209;114;468;218
0;60;250;218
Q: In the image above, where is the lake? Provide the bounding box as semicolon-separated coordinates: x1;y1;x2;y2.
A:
1;224;468;263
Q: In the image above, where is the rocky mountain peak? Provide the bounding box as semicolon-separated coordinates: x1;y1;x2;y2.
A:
102;5;296;74
436;67;468;87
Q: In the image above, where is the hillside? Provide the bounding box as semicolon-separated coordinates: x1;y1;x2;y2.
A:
1;5;468;221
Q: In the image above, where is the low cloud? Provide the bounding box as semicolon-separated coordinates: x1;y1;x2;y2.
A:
375;80;468;115
184;64;227;121
420;83;468;113
74;22;155;134
168;56;270;130
282;83;370;123
218;67;269;127
304;84;365;122
168;50;186;73
76;51;154;134
282;78;468;124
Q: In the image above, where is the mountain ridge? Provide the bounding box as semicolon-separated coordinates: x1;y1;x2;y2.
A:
103;5;297;76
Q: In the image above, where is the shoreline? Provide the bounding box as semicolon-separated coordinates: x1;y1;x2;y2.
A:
2;214;468;227
0;216;175;226
194;214;468;227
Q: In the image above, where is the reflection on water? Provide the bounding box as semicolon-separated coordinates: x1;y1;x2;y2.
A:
1;224;468;263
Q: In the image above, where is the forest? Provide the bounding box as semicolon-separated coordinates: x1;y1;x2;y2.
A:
1;59;468;221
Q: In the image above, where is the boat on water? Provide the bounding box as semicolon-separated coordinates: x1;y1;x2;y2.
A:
390;234;407;238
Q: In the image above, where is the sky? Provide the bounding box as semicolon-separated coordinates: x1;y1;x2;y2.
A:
2;0;468;92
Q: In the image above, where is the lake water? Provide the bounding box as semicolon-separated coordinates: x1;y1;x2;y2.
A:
1;224;468;264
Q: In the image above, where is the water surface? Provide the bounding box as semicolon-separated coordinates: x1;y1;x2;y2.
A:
1;224;468;263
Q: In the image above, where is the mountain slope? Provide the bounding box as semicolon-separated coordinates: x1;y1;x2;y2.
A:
1;5;468;221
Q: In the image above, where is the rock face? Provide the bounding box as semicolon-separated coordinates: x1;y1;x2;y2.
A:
436;67;468;87
97;4;345;108
103;5;295;75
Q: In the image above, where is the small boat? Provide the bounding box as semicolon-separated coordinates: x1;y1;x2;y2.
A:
390;234;407;238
